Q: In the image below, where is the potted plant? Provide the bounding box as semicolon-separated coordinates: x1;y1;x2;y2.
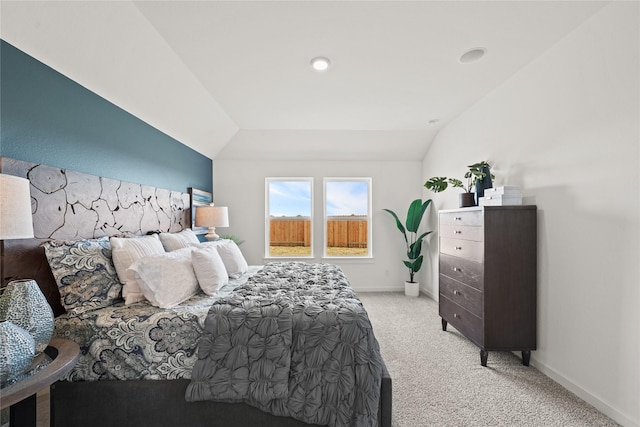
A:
383;199;432;297
424;161;493;207
468;161;493;203
219;234;245;245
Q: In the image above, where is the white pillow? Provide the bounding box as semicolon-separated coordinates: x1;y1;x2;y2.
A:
158;229;200;252
214;240;249;279
128;247;199;309
191;240;248;278
110;235;166;304
191;246;229;295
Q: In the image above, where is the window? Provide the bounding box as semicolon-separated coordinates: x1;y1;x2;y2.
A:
265;178;313;257
324;178;372;257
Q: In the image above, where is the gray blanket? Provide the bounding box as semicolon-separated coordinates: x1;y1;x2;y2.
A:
185;262;383;427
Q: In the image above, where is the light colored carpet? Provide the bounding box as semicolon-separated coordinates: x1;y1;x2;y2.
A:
358;292;619;427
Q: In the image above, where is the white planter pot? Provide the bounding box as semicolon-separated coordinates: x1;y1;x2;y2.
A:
404;281;420;297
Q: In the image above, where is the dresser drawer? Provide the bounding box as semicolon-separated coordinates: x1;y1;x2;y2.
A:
440;237;483;263
440;224;484;242
439;210;483;226
439;296;483;346
439;253;483;290
440;275;482;318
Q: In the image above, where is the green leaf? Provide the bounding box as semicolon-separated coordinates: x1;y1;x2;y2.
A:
412;255;424;274
448;178;463;188
383;209;408;246
404;256;424;275
424;177;448;192
409;240;422;259
406;199;430;233
409;231;432;259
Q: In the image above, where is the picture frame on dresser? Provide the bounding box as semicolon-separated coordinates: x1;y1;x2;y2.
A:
438;205;537;367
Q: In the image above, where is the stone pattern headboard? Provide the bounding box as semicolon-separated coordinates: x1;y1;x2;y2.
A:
0;157;191;315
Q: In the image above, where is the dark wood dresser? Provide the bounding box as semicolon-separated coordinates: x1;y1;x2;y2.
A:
438;206;537;366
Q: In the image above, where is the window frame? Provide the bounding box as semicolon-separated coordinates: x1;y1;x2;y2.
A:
323;177;373;259
265;177;314;258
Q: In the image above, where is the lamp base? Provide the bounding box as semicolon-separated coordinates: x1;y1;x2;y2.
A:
204;227;220;241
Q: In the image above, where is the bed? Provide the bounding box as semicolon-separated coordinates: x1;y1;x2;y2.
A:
0;157;392;427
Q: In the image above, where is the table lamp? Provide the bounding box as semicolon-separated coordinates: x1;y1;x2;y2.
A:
195;204;229;241
0;174;34;240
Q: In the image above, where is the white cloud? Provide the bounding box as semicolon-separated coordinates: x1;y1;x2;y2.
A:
326;181;368;216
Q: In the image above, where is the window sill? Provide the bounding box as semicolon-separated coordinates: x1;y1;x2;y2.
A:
262;256;374;264
322;257;375;264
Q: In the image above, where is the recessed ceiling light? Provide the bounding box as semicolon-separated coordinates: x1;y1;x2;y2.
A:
459;48;487;64
310;56;330;71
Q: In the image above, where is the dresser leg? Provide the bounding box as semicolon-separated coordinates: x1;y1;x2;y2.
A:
522;350;531;366
480;350;488;367
441;318;447;331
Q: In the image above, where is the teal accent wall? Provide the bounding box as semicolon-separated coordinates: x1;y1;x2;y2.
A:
0;40;212;193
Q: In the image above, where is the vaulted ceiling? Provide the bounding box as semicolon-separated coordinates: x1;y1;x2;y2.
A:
0;1;607;161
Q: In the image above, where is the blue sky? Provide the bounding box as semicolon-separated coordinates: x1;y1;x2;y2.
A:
268;180;369;217
325;181;369;216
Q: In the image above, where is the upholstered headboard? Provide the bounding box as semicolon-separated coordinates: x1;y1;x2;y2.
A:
0;157;191;316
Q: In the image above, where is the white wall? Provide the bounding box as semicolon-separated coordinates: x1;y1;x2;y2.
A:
213;159;427;292
421;3;639;426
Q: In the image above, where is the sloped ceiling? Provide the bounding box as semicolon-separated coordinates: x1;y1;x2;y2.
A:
0;1;607;161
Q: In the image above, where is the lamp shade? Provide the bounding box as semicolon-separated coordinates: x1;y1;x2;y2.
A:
0;174;35;240
195;205;229;228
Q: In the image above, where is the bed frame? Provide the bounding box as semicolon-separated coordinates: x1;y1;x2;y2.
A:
0;157;393;427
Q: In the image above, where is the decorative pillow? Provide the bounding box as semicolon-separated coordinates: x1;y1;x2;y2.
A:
191;245;229;295
110;234;166;305
43;237;122;315
158;229;200;252
128;247;199;309
211;240;248;279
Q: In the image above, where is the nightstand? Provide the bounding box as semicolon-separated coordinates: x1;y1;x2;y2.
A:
1;338;79;426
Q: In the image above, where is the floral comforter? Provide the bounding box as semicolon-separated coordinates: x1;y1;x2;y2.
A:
185;262;383;427
53;267;260;381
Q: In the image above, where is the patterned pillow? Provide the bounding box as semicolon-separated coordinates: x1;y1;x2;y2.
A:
43;237;123;315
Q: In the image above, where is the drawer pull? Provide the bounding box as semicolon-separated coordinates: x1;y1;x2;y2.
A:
453;290;461;296
454;217;462;221
453;267;462;272
454;230;462;234
455;246;462;250
454;313;460;319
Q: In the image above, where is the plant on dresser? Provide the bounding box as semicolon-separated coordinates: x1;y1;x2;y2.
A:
438;206;537;366
424;161;494;208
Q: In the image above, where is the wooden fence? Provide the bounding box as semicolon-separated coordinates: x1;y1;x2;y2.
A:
269;217;311;247
269;216;367;248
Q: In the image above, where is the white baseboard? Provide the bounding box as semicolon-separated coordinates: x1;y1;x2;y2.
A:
355;286;404;293
419;287;437;300
355;287;438;298
530;357;638;426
